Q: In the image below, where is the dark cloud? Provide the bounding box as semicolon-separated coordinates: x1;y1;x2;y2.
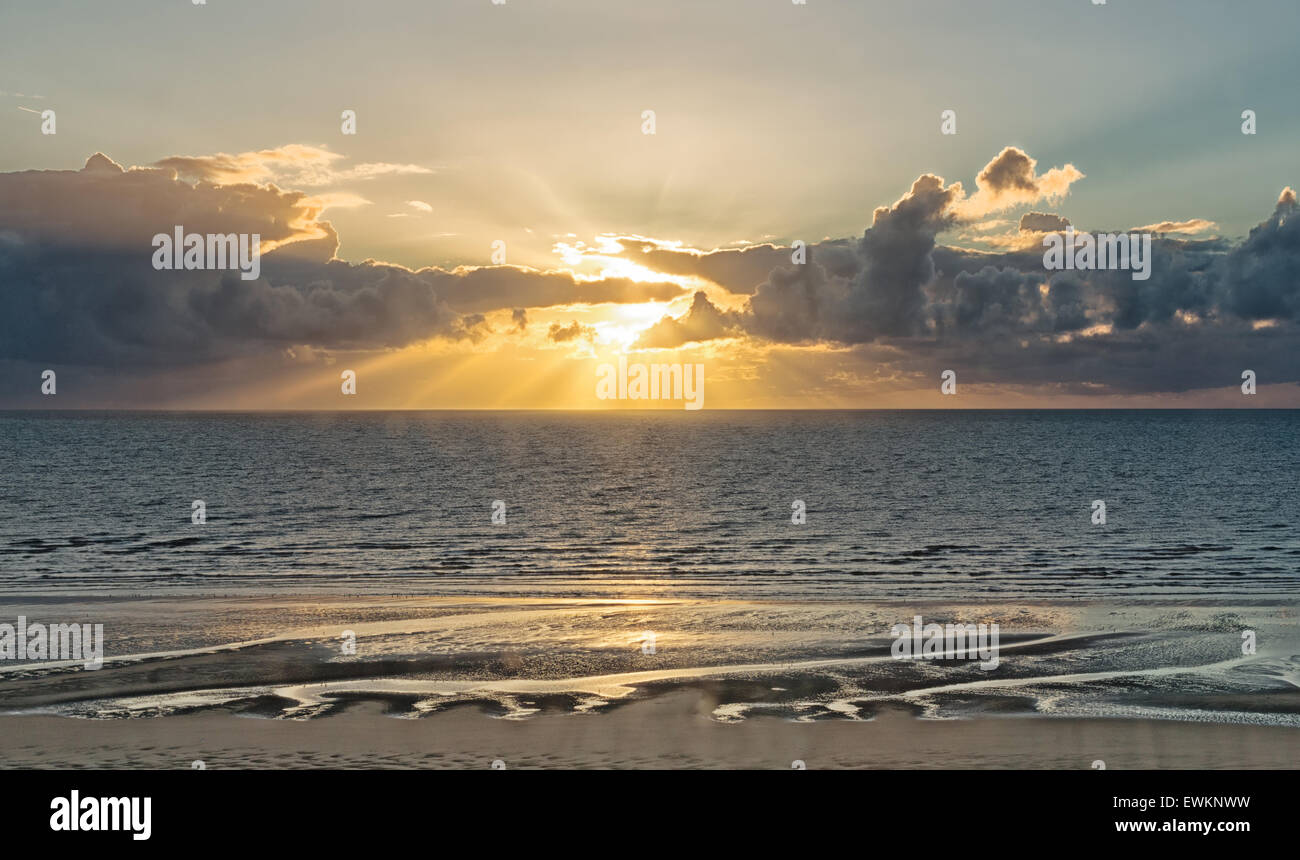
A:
5;149;1299;398
0;152;339;259
632;291;740;348
1019;212;1072;233
547;320;594;342
978;147;1040;194
746;174;958;344
421;266;683;314
0;154;686;367
0;249;469;366
634;169;1300;393
1220;191;1300;322
596;147;1080;298
600;238;863;296
605;240;791;296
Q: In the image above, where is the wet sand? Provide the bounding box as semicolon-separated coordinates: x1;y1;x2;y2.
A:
2;693;1299;769
1;595;1298;768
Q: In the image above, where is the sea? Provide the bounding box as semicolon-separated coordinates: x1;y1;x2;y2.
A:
1;409;1297;599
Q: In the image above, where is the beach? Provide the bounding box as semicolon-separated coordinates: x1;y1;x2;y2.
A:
3;412;1298;769
5;694;1300;770
1;594;1297;768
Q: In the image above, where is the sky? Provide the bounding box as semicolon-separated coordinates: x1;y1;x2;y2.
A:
1;0;1298;408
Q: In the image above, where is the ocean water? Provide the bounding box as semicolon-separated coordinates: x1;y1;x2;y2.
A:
1;410;1298;599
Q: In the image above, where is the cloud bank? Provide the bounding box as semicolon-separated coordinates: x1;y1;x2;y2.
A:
0;153;687;367
1;147;1296;401
614;154;1300;395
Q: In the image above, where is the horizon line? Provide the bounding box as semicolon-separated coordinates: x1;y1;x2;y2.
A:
2;407;1297;414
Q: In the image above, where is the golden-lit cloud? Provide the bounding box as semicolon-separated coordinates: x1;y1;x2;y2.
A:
947;147;1085;220
154;144;433;187
3;146;1300;410
1132;218;1218;234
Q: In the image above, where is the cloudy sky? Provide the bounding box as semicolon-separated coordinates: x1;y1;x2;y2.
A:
1;0;1298;408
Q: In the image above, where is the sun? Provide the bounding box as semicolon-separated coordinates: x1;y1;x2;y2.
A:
592;257;681;285
593;301;674;350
